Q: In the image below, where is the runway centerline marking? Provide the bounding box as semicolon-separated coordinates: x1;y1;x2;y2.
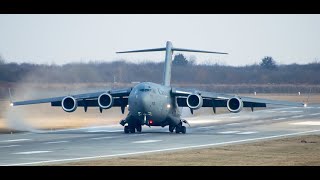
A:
226;123;241;126
132;140;162;144
0;139;31;143
90;136;114;140
230;116;240;119
86;130;123;133
188;119;221;124
272;117;287;121
196;126;216;129
218;131;240;134
290;121;320;126
236;131;258;135
0;145;20;148
4;129;320;166
44;141;69;144
12;151;52;155
90;134;147;140
310;113;320;116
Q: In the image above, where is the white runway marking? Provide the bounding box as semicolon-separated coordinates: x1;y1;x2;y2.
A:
226;123;241;126
265;110;276;113
44;141;69;144
188;119;221;124
13;151;52;155
291;115;304;118
236;131;258;135
132;140;162;144
90;134;147;140
290;121;320;126
196;126;216;129
218;131;240;134
90;136;114;140
230;116;240;119
86;130;123;133
0;139;31;143
273;117;287;121
280;111;303;113
310;113;320;116
5;129;320;166
0;145;20;148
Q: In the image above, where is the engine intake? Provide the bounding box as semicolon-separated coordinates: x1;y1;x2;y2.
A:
186;94;203;110
227;97;243;113
98;93;113;109
62;96;77;112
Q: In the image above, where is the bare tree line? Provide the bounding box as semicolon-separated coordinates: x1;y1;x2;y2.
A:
0;55;320;98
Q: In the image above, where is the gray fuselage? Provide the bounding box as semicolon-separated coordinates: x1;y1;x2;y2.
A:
126;82;181;127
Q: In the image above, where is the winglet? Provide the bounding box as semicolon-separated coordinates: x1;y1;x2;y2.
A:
8;88;13;106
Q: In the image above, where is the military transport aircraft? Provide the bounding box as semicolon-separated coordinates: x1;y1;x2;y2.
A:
10;41;305;134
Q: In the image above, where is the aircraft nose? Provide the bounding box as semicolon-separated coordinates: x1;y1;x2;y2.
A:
138;93;151;112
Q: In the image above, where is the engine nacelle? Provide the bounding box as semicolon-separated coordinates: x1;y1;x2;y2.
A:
62;96;78;112
98;93;113;109
186;94;203;110
227;97;243;113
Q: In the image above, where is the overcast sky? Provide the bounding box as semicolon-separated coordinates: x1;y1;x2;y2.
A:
0;14;319;66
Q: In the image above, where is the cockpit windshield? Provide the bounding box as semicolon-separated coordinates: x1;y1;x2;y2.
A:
140;88;151;92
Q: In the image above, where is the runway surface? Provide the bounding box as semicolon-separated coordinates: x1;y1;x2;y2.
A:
1;105;320;166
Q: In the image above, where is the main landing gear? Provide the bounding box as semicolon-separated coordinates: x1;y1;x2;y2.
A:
124;124;142;134
169;122;186;134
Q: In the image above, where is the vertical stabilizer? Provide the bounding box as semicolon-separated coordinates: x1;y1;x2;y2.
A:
163;41;173;86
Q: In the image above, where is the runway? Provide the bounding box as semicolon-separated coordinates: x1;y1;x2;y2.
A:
1;105;320;166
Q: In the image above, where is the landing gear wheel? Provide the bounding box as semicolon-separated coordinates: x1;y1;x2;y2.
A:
129;126;136;133
136;125;142;133
181;126;186;134
175;126;181;133
124;126;129;134
169;125;175;133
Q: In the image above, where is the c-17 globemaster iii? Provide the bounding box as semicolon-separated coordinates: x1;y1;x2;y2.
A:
10;41;305;134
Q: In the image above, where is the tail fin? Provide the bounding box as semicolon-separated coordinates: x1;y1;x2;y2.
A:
117;41;228;86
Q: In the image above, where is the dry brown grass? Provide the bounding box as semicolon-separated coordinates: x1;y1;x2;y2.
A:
53;134;320;166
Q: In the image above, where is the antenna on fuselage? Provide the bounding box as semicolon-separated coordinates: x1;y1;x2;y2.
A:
117;41;228;87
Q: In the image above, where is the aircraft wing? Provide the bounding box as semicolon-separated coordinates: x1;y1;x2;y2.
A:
11;88;132;110
171;87;305;108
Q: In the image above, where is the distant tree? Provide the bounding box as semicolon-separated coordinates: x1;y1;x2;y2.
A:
173;54;188;66
260;56;277;70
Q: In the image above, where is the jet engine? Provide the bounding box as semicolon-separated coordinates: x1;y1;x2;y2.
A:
186;94;203;110
62;96;78;112
98;93;113;109
227;97;243;113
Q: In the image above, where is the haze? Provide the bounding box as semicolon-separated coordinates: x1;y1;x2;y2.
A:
0;14;319;66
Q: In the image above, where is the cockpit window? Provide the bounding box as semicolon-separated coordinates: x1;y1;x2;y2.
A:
140;89;151;92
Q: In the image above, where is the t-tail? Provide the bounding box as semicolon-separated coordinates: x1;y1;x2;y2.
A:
117;41;228;86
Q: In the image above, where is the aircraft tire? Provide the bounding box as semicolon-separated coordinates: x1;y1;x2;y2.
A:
124;126;129;134
181;126;186;134
169;125;175;133
175;126;181;133
129;126;136;133
136;125;142;132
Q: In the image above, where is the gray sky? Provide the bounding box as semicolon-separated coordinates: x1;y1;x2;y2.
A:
0;14;319;66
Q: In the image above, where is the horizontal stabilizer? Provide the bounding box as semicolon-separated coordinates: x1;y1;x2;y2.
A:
172;48;228;54
117;48;166;54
